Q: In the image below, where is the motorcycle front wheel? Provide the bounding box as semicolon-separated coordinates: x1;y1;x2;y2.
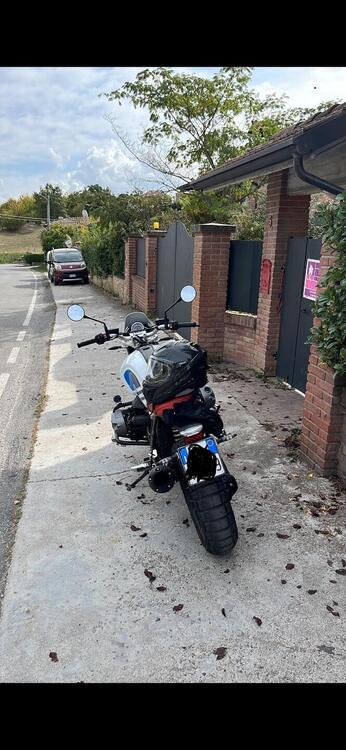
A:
180;469;238;556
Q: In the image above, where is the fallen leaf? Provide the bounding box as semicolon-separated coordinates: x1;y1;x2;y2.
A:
221;608;226;617
335;569;346;576
342;559;346;568
326;605;340;617
329;580;337;584
308;589;317;595
139;533;147;538
317;645;335;655
144;569;156;583
137;494;145;499
213;647;227;660
297;585;302;589
257;533;265;538
49;651;58;662
281;579;287;585
246;527;257;533
286;564;295;570
293;524;302;530
183;518;190;527
223;569;230;574
253;616;262;626
131;524;141;532
277;533;290;539
173;604;184;612
116;481;123;485
332;601;339;606
156;586;166;592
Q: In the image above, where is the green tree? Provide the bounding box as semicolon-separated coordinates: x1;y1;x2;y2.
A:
105;67;336;188
0;198;25;231
65;185;112;217
33;184;66;220
41;223;79;256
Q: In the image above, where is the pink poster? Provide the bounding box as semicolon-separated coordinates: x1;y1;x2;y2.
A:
303;258;320;301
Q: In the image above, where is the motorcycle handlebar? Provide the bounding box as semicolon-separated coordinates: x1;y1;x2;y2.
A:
77;337;99;348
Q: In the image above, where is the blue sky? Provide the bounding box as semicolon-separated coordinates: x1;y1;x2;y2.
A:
0;67;345;203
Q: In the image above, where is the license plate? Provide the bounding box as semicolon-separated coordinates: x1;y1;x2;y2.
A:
178;437;225;485
69;273;76;278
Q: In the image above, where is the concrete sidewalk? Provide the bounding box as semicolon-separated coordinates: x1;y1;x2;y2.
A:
0;280;345;682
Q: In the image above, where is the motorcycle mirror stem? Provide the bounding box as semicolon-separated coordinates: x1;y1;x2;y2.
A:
83;314;110;337
163;285;197;318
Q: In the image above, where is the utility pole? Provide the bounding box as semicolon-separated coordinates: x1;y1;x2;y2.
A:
47;188;51;228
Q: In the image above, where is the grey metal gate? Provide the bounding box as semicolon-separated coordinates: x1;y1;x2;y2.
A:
156;221;194;337
277;237;322;393
227;240;263;314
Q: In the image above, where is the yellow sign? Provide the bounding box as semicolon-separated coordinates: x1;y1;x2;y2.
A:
153;221;160;230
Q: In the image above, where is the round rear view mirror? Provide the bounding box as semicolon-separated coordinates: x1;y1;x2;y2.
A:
67;304;85;322
180;285;196;303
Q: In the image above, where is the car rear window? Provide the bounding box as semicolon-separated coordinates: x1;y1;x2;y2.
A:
53;252;83;262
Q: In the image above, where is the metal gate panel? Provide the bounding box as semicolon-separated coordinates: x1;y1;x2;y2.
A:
156;221;194;338
277;237;322;392
293;239;321;392
277;238;307;386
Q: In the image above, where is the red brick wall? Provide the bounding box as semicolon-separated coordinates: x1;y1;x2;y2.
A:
144;235;158;314
301;240;346;476
224;311;256;367
338;395;346;481
132;275;146;310
124;236;138;304
191;224;235;358
254;171;310;374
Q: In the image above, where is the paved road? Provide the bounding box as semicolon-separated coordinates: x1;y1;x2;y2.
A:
0;264;55;598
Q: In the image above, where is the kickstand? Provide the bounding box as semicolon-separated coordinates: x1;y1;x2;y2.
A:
126;467;150;491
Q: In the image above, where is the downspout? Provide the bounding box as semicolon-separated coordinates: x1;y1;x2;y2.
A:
293;153;343;196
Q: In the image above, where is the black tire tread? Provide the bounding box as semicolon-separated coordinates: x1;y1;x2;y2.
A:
181;472;238;556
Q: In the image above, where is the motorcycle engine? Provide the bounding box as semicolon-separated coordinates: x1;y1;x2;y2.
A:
112;406;150;440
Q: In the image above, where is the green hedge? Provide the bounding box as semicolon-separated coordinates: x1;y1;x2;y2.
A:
23;252;45;265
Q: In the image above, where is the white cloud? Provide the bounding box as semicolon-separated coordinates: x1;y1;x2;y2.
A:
0;66;345;203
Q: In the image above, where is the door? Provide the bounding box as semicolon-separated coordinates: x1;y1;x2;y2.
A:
277;237;322;393
156;221;194;338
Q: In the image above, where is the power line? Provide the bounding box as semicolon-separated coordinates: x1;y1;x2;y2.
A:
0;214;46;221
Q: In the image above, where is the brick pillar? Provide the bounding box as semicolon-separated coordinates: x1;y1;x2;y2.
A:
191;223;235;359
254;170;310;374
143;231;165;315
301;242;346;476
123;235;138;305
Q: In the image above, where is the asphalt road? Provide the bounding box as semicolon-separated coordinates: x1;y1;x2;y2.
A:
0;264;55;598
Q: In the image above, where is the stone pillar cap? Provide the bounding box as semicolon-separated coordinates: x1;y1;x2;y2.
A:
192;222;236;235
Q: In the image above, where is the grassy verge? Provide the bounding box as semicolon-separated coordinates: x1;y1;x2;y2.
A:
0;252;24;263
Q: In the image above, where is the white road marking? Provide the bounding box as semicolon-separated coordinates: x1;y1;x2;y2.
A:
23;289;37;327
7;347;20;364
0;373;10;399
17;331;26;342
22;271;38;328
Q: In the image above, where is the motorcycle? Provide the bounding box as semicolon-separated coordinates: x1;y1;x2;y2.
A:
67;285;238;556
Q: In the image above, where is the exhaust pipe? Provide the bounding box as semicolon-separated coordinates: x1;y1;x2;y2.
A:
148;464;176;493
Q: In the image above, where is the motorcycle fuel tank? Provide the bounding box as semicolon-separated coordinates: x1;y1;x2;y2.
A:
120;349;150;397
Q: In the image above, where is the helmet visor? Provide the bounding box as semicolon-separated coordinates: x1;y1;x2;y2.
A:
147;356;173;383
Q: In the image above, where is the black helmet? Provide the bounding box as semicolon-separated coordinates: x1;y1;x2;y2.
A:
142;340;208;405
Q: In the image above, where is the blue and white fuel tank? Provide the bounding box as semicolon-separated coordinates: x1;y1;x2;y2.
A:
120;346;153;402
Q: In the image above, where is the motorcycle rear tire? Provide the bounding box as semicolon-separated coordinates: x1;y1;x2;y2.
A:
181;471;238;556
